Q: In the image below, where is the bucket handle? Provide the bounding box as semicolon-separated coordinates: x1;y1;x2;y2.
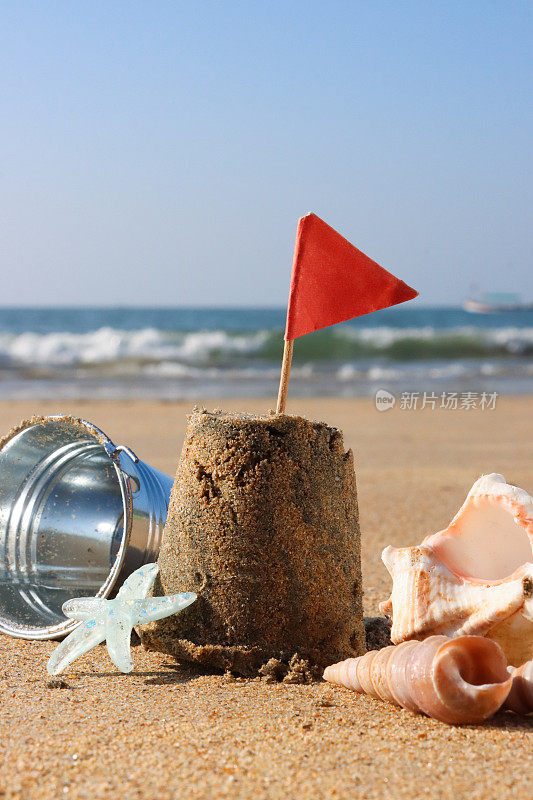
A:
104;443;140;464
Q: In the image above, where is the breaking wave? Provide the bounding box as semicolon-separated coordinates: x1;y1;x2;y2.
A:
0;305;530;397
0;324;532;371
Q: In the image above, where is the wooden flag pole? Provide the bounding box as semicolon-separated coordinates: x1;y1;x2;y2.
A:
276;339;293;414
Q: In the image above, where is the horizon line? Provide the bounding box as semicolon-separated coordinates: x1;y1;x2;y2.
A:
0;302;461;311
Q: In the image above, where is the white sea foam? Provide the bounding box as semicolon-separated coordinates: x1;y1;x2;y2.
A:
337;364;359;381
341;324;533;349
480;362;501;376
0;324;531;372
367;365;403;380
346;326;437;346
428;363;470;379
338;364;405;381
0;327;270;367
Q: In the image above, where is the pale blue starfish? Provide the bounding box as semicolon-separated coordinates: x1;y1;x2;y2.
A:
47;563;196;676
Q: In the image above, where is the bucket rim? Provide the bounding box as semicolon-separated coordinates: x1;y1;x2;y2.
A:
0;414;134;641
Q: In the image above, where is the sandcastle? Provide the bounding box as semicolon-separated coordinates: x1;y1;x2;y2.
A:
140;407;365;678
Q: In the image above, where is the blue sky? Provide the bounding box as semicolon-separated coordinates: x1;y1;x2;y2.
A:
1;1;532;306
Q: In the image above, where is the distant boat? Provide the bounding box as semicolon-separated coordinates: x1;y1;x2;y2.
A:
462;292;533;314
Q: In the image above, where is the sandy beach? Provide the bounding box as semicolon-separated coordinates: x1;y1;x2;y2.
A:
1;396;532;800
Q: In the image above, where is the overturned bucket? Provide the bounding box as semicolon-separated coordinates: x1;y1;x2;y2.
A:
0;415;173;640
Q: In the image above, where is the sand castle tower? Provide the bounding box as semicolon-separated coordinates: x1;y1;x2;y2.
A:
140;408;365;678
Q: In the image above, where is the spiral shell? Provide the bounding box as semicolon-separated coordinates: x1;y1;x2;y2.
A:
323;635;522;724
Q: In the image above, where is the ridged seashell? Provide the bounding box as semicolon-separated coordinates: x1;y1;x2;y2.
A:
505;660;533;714
323;636;521;724
379;474;533;666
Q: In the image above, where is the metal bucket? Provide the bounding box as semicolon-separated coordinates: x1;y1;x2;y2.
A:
0;415;173;640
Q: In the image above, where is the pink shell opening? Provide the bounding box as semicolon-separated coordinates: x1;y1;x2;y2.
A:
428;476;533;583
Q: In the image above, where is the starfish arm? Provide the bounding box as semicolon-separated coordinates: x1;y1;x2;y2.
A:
62;597;106;621
47;618;106;676
105;610;134;672
117;563;159;601
133;592;197;625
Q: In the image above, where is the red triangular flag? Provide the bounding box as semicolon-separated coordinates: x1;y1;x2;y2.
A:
285;213;418;340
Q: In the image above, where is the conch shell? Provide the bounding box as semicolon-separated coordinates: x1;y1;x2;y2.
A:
323;636;532;724
380;474;533;666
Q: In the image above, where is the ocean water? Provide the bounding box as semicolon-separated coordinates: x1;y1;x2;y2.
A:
0;306;531;399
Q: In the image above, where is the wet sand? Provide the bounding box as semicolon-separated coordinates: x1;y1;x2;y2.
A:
0;397;532;799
